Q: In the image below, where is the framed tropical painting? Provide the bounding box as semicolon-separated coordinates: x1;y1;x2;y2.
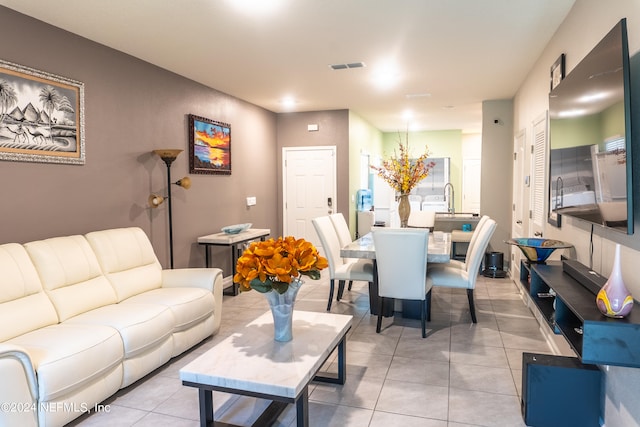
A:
0;59;85;165
188;114;231;175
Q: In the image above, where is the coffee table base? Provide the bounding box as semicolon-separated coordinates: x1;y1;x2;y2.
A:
184;331;347;427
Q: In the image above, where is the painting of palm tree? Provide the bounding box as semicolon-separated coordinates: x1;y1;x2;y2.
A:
0;59;85;165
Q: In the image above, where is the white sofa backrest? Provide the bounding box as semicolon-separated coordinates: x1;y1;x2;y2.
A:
24;235;117;322
85;227;163;302
0;243;59;341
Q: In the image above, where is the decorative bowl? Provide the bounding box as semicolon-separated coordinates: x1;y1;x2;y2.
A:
506;238;572;264
221;223;252;234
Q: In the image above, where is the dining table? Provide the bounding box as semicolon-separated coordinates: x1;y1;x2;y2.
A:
340;230;452;318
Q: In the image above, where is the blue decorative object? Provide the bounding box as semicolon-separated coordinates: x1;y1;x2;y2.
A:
221;223;252;234
506;238;572;264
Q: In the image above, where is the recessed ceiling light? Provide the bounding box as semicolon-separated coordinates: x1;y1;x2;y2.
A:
280;96;296;109
227;0;284;14
371;62;400;90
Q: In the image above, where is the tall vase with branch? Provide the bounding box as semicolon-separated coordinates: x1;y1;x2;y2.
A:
371;132;435;227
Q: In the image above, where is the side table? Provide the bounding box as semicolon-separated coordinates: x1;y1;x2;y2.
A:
198;228;270;295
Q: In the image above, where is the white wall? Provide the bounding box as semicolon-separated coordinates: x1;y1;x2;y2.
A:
513;1;640;426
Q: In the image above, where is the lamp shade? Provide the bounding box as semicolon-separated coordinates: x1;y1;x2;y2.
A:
148;194;165;208
175;177;191;189
153;149;183;160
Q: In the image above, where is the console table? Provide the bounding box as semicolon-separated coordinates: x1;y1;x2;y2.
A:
198;228;270;295
517;259;640;426
519;260;640;367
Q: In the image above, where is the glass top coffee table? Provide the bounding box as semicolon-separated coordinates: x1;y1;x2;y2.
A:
180;310;352;427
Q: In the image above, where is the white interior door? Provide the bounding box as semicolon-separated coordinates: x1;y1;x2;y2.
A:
462;158;481;213
530;113;548;238
283;146;337;249
511;129;526;278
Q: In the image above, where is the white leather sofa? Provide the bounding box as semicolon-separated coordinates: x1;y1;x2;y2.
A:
0;227;223;427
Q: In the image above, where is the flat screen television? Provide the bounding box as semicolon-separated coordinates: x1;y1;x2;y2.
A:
548;19;633;234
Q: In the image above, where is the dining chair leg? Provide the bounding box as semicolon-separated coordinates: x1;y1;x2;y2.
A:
426;289;432;322
467;289;477;323
327;279;336;311
337;280;346;301
376;297;384;333
348;280;353;291
421;299;427;338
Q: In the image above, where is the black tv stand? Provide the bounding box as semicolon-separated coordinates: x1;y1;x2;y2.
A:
519;260;640;367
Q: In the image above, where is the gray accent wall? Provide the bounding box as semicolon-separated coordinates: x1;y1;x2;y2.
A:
276;110;351;230
482;99;514;259
0;6;278;271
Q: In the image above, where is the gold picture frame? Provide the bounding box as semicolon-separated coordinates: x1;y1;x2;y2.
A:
0;59;85;165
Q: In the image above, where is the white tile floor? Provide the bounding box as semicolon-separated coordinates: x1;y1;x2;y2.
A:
69;273;553;427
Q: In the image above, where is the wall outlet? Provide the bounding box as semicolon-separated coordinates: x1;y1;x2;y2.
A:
246;196;257;206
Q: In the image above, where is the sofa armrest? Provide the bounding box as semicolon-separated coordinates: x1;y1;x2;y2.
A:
161;268;223;292
161;268;224;334
0;344;38;427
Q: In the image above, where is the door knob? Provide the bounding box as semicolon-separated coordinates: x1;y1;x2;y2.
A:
534;231;542;237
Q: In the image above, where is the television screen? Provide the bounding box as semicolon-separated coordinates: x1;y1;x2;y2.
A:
548;19;633;234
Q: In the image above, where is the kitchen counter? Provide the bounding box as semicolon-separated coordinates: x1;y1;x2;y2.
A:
434;213;481;232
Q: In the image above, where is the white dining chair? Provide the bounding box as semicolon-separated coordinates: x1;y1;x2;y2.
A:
426;218;496;323
329;213;354;253
329;213;356;290
407;210;436;229
372;228;432;338
312;216;374;311
438;215;490;270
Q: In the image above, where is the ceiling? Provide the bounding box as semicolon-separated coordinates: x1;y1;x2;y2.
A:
0;0;576;133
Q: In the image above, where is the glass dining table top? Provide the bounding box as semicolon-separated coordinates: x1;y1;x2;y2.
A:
340;230;451;263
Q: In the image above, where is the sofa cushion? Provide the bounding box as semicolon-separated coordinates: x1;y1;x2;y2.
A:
7;323;123;402
65;303;174;358
85;227;163;301
24;236;118;322
0;243;58;342
122;287;214;332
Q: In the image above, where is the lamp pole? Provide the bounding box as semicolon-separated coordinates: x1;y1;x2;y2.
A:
154;149;183;269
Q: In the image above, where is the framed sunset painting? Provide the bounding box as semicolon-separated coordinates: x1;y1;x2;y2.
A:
188;114;231;175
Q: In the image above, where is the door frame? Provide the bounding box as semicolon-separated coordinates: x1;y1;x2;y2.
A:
282;145;337;237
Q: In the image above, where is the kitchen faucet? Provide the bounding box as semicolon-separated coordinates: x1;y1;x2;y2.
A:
444;182;454;214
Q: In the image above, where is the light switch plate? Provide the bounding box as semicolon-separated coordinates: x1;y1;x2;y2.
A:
246;196;257;206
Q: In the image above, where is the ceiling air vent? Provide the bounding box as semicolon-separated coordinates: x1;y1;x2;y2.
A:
330;62;366;70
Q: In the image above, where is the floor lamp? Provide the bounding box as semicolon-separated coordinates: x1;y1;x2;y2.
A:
149;149;191;268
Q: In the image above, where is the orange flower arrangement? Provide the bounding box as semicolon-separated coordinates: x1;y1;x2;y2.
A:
234;236;328;294
371;132;435;195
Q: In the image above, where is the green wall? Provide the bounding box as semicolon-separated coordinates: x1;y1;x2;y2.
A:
345;120;466;237
347;112;383;238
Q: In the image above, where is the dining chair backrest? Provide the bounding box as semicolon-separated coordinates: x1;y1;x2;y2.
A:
329;213;353;248
372;228;429;301
465;219;497;281
312;216;343;278
407;210;436;229
465;215;490;257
